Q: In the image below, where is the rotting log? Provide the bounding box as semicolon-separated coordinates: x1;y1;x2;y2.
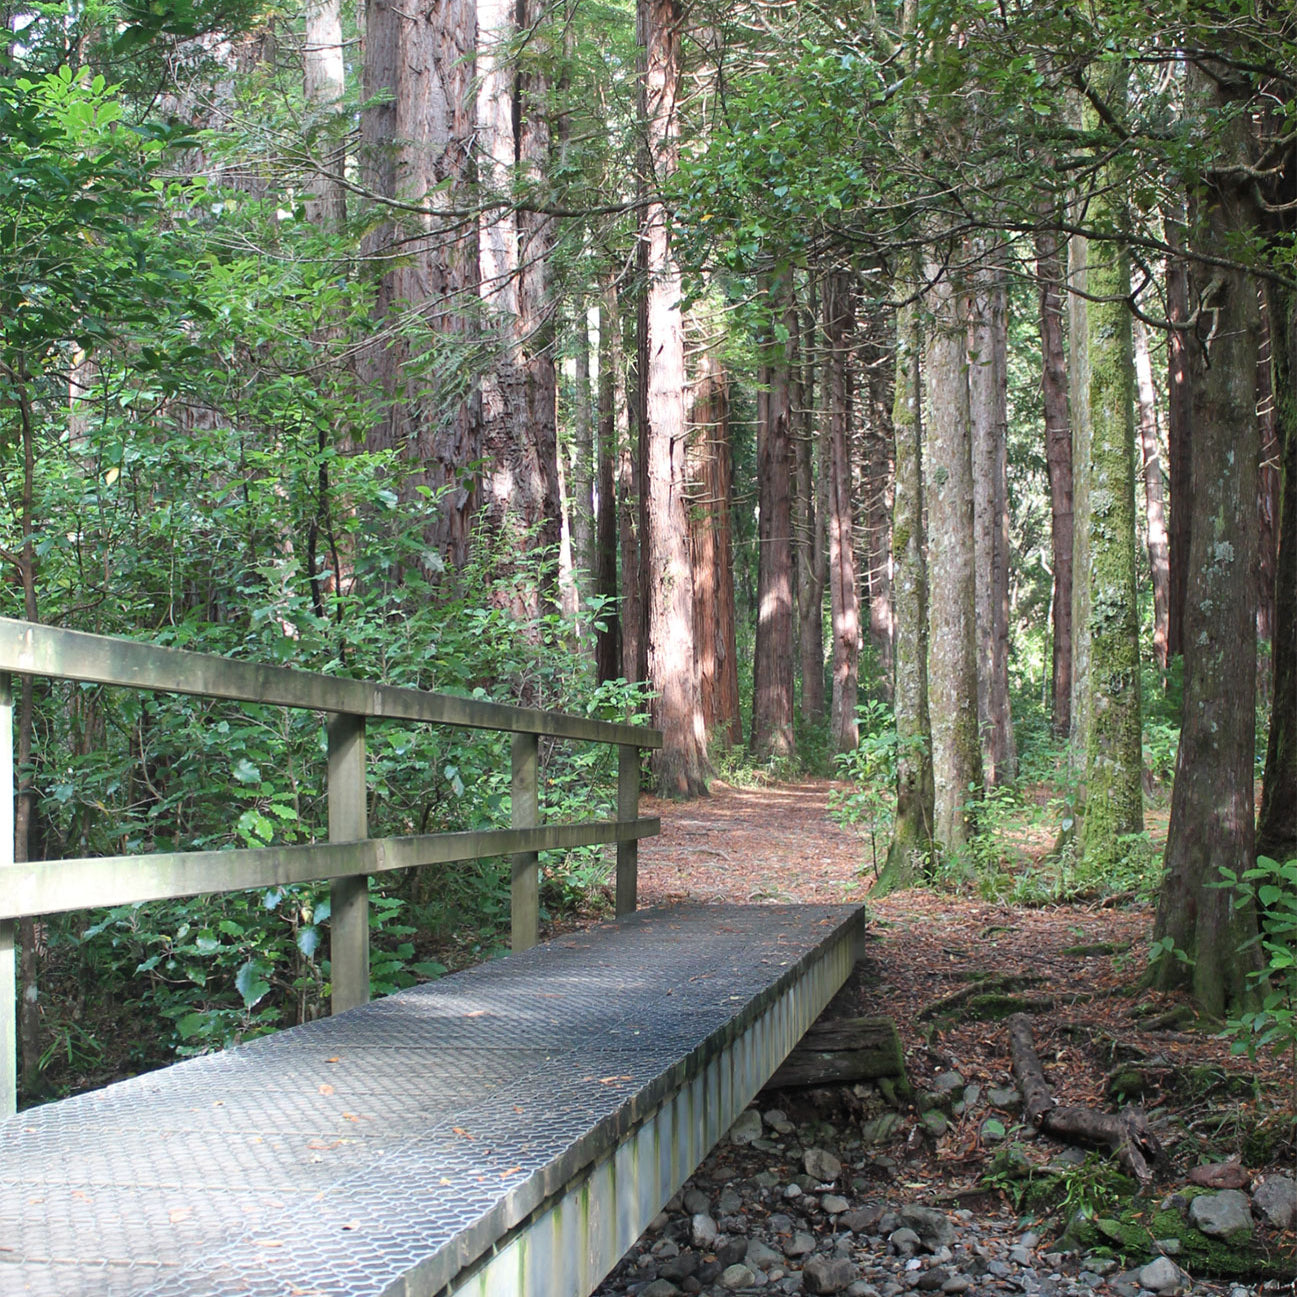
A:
767;1016;909;1091
1008;1012;1163;1183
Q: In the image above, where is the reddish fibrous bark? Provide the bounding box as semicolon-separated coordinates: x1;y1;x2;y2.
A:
824;271;861;754
641;0;709;795
752;268;798;762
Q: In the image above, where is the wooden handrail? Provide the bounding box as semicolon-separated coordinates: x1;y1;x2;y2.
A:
0;618;662;747
0;618;661;1116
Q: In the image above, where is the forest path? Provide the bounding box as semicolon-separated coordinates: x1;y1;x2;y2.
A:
637;779;868;909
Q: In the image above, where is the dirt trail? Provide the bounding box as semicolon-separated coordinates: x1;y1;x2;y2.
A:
638;779;869;908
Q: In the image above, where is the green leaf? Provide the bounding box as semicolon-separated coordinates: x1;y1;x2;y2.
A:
174;1012;208;1040
235;958;271;1009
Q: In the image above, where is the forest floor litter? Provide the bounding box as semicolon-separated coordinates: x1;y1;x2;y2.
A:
582;779;1296;1297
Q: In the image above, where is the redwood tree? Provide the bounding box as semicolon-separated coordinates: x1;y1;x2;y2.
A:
751;268;798;761
641;0;709;794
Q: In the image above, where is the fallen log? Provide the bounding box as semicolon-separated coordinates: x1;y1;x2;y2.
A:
1007;1012;1164;1184
768;1016;909;1090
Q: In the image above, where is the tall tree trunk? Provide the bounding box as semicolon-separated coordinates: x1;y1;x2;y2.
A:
824;270;861;753
477;0;560;620
751;267;798;761
689;355;742;747
517;1;563;575
925;258;982;856
1154;59;1263;1016
303;0;347;229
969;243;1016;785
1259;277;1297;860
1078;112;1143;874
641;0;708;794
861;300;895;694
1165;215;1193;663
880;281;933;892
795;291;826;723
1036;226;1073;738
596;285;624;685
568;303;596;625
10;371;42;1097
1133;316;1171;673
1257;298;1279;662
360;0;479;571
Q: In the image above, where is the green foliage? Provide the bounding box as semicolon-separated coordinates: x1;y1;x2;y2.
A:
1212;857;1297;1106
829;700;901;878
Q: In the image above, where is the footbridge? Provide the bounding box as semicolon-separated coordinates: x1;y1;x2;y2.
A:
0;619;865;1296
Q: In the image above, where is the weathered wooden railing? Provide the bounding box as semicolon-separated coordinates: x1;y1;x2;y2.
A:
0;616;660;1116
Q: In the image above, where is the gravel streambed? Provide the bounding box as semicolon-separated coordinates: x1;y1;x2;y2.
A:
590;1103;1294;1297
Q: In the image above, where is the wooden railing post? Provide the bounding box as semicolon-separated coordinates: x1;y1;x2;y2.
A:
511;732;539;952
328;712;369;1014
0;673;14;1117
616;744;639;918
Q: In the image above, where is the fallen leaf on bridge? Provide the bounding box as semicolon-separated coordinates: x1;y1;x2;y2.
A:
318;1083;334;1096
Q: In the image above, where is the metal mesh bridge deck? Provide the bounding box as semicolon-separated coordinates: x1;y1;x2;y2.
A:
1;902;865;1297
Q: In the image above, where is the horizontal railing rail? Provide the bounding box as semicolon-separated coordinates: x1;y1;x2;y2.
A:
0;617;661;1117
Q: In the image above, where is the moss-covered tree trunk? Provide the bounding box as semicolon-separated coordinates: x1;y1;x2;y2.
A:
1153;58;1263;1015
1069;62;1143;873
594;284;623;686
1165;213;1193;665
1258;279;1297;860
1079;226;1143;871
969;243;1016;786
1067;225;1092;787
879;285;933;893
1134;316;1171;674
924;258;981;857
1035;225;1073;739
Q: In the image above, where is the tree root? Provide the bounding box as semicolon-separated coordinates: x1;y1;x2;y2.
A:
1008;1012;1165;1184
918;973;1044;1021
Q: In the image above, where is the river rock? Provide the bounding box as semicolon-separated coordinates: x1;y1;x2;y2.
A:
1137;1257;1186;1293
640;1281;680;1297
730;1109;765;1146
804;1255;859;1294
691;1212;717;1247
748;1239;785;1270
1253;1174;1297;1229
1187;1190;1252;1238
899;1206;955;1250
719;1263;756;1290
805;1148;844;1182
658;1251;700;1282
786;1230;817;1257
